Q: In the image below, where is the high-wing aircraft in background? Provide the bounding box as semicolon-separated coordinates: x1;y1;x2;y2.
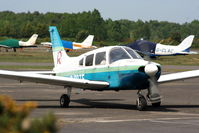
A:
0;26;199;111
41;34;95;51
126;35;197;57
0;34;38;52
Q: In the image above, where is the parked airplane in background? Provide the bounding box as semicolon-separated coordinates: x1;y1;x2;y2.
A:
0;26;199;111
0;34;38;52
41;35;95;51
126;35;197;57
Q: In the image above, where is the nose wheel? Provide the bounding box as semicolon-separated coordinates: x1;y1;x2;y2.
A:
136;91;147;111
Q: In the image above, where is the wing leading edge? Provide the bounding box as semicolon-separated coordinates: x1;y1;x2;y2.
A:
0;70;109;89
158;70;199;84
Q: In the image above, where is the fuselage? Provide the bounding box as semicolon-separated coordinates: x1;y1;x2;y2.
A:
0;39;20;48
42;40;92;51
0;38;36;48
154;43;183;56
54;46;161;91
126;39;194;57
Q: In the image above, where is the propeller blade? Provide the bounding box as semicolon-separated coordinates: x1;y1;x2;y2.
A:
147;77;161;103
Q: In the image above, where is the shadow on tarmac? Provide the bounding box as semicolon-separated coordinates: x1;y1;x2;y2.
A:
16;99;59;102
15;98;199;112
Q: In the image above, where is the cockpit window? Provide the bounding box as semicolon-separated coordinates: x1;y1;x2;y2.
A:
95;52;106;65
124;47;142;59
85;54;94;66
109;47;131;64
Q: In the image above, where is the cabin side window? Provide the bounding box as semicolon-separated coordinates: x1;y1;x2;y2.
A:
85;54;94;66
95;52;106;65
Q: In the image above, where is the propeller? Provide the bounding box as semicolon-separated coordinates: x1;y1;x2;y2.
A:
133;44;161;105
146;65;161;103
144;62;161;104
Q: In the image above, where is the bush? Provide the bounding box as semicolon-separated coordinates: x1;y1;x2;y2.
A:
0;95;58;133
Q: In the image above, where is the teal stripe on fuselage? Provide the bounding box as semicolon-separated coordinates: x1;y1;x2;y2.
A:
57;65;149;90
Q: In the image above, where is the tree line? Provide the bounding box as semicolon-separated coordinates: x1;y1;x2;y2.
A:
0;9;199;47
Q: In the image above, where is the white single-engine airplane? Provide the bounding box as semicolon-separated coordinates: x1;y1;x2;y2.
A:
126;35;197;57
0;26;199;111
41;34;95;51
0;34;38;52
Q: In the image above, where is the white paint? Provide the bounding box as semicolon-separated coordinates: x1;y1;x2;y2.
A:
59;116;199;124
19;34;38;46
155;35;195;55
144;64;158;77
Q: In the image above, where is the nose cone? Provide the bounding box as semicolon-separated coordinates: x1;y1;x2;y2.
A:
144;64;158;77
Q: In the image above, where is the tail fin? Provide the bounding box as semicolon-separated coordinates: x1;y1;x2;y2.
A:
177;35;195;51
49;26;69;69
81;35;94;47
27;34;38;45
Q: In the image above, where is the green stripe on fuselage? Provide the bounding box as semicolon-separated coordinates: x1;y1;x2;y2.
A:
57;65;142;76
52;46;64;52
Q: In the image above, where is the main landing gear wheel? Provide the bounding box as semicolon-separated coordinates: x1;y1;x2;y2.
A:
136;95;147;111
60;94;70;108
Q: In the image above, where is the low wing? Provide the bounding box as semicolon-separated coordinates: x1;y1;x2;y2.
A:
158;70;199;84
0;70;109;89
20;71;55;75
0;44;10;48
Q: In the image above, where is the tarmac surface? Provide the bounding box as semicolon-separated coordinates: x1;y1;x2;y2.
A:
0;66;199;133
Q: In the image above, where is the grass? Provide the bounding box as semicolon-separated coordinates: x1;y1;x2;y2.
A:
0;48;198;70
0;65;52;70
0;48;90;63
0;51;52;63
152;54;199;65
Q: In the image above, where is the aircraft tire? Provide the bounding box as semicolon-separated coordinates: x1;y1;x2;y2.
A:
60;94;70;108
136;96;147;111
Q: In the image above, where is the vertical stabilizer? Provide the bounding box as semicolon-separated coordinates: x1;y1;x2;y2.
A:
177;35;194;51
81;35;94;47
49;26;69;69
27;34;38;45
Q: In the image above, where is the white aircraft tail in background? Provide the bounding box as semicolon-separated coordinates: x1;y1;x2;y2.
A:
176;35;197;54
19;34;38;46
80;35;94;47
72;35;95;49
155;35;196;56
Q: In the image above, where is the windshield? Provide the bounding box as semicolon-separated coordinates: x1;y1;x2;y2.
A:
124;47;142;59
109;47;131;64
